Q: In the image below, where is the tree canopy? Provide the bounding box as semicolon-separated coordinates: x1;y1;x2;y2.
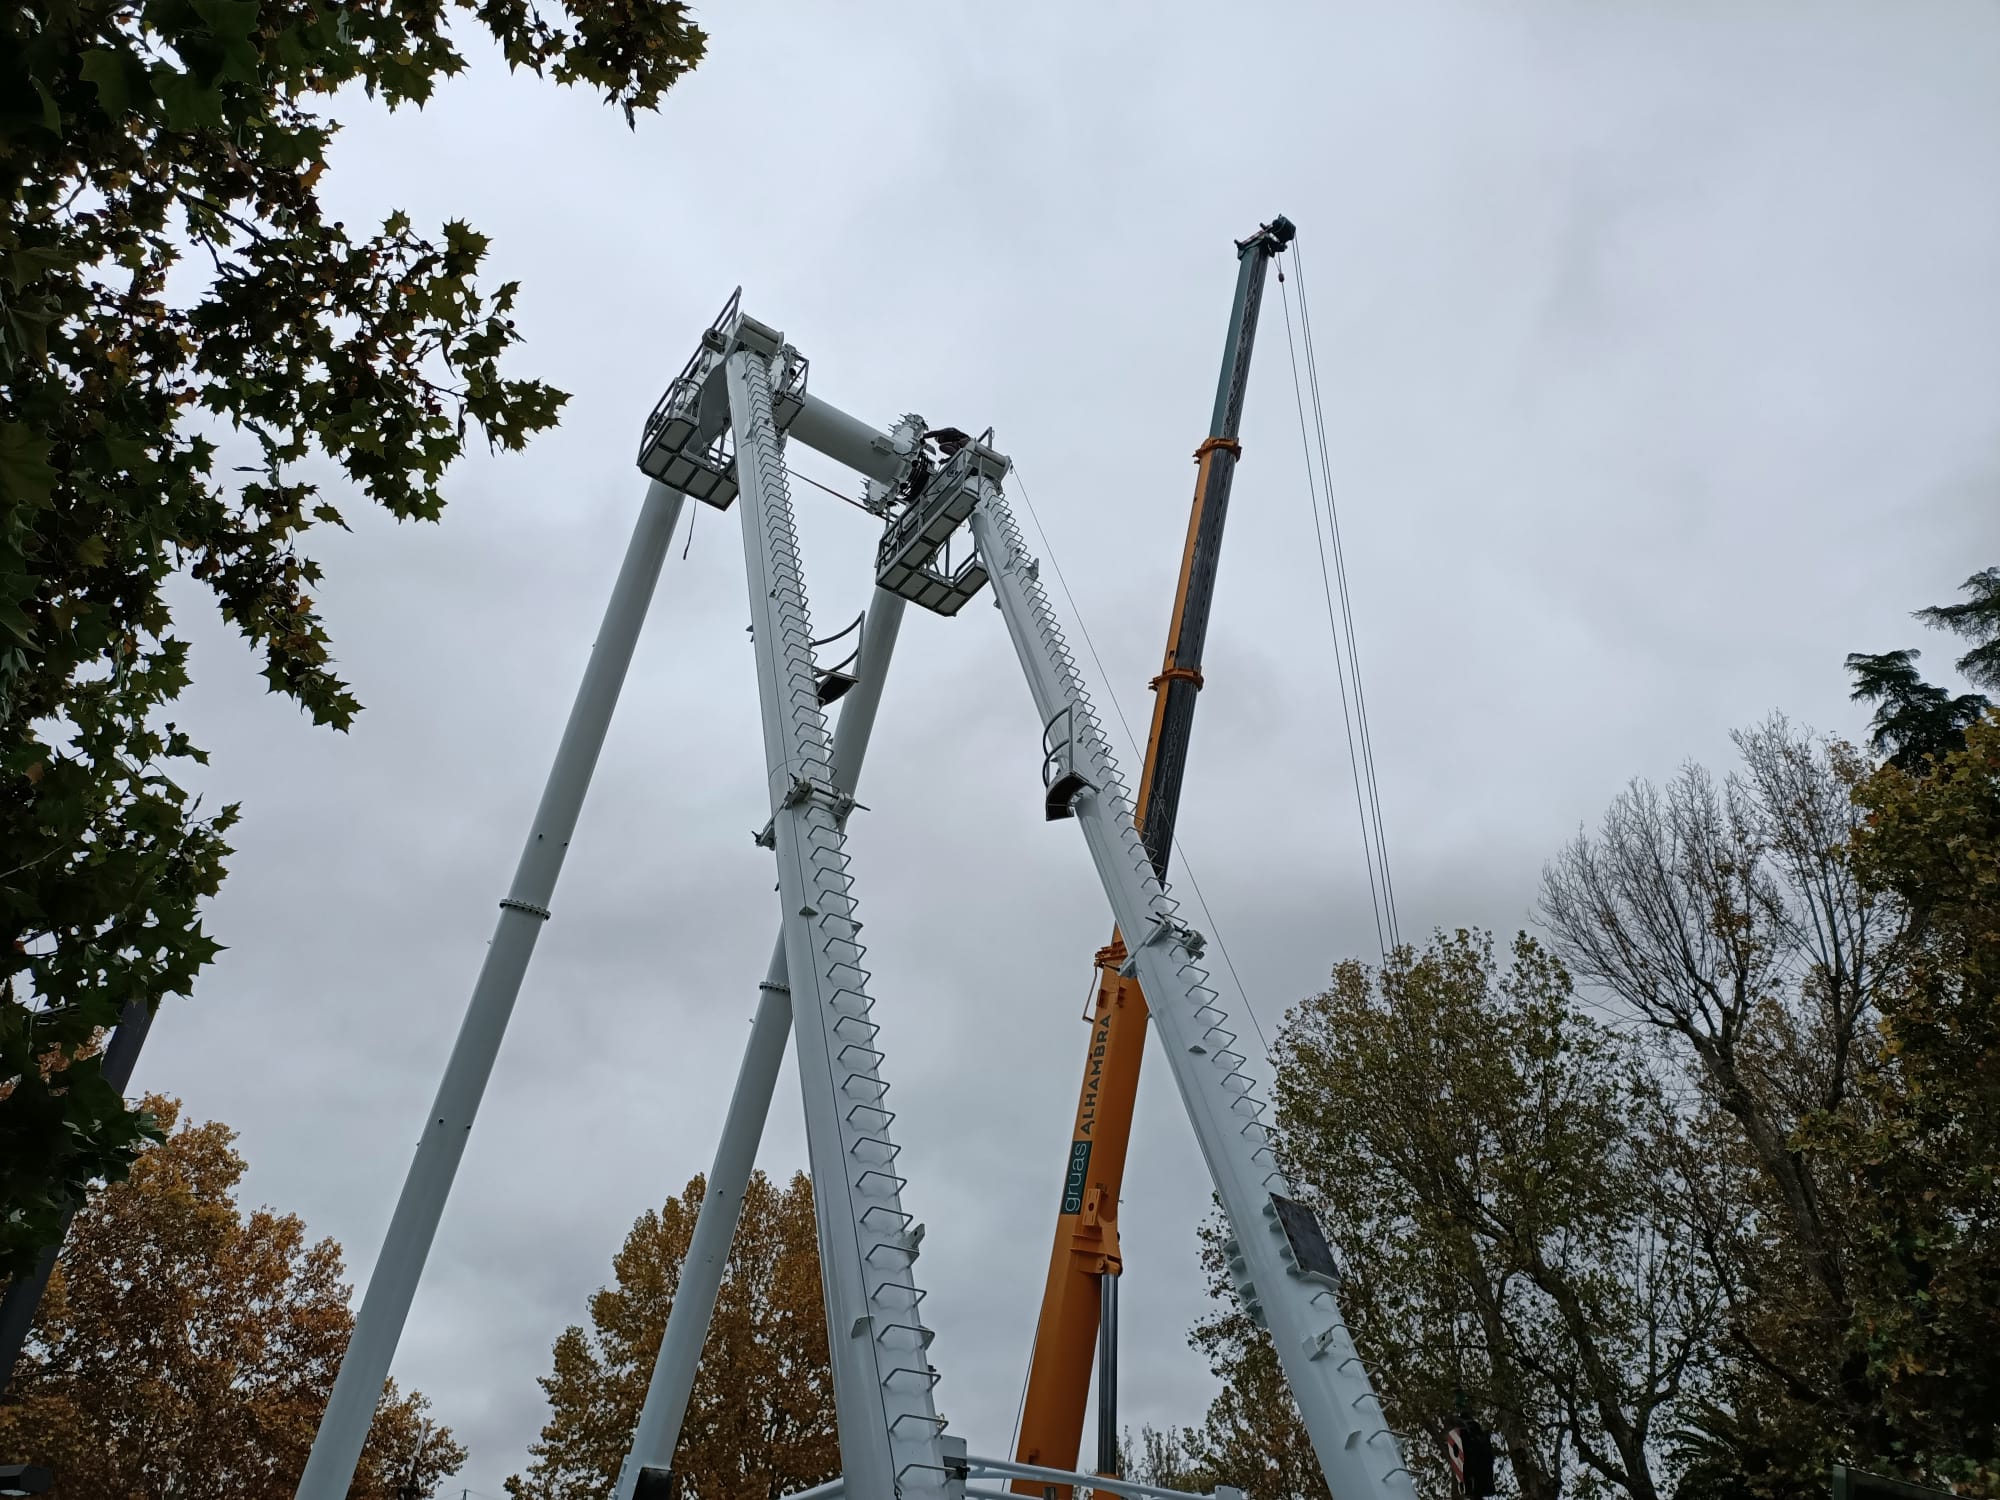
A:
1830;713;2000;1493
1156;932;1708;1500
1174;699;1997;1499
0;0;706;1277
509;1169;838;1500
1848;568;2000;768
0;1094;465;1497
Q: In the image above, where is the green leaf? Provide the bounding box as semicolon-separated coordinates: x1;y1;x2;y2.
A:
0;423;56;509
80;48;134;117
192;0;261;41
102;433;153;474
0;244;67;289
31;79;60;133
150;66;227;131
0;598;34;648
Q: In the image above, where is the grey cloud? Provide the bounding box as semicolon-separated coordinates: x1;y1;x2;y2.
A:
137;3;2000;1494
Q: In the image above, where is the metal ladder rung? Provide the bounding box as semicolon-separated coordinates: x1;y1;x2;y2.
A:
865;1240;919;1266
841;1073;890;1101
849;1133;901;1162
881;1363;942;1390
855;1167;907;1193
838;1043;886;1070
833;1015;880;1042
859;1204;912;1229
870;1282;928;1309
874;1319;936;1349
847;1103;895;1129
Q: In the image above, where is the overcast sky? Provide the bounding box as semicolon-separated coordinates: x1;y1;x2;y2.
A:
139;2;2000;1494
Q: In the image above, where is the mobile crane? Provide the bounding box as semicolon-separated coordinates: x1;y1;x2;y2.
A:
1013;214;1295;1493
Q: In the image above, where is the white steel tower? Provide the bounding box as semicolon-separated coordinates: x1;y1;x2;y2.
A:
296;295;1416;1500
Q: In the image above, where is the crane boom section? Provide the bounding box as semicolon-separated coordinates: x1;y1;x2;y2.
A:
1013;217;1293;1494
1134;225;1280;870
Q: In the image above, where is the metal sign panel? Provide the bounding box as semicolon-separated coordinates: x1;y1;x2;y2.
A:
1061;1140;1093;1216
1270;1193;1340;1283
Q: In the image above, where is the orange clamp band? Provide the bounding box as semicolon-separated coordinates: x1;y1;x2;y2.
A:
1149;666;1205;692
1193;436;1243;460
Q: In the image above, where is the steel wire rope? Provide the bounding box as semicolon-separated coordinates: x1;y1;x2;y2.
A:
672;470;872;567
788;464;877;514
1006;465;1271;1060
1295;253;1402;955
1009;1323;1036;1467
1276;266;1391;958
1288;238;1402;950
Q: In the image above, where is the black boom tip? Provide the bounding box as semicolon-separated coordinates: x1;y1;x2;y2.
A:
1239;215;1296;255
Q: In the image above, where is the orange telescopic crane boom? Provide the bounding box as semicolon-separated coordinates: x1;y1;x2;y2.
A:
1013;215;1294;1494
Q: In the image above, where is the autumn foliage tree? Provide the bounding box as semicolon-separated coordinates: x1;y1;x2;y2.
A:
509;1170;838;1500
1827;712;2000;1492
1181;697;1997;1497
0;0;706;1275
1537;720;1886;1496
0;1094;466;1497
1163;932;1709;1500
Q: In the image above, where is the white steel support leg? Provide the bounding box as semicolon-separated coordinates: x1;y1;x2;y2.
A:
296;480;688;1500
967;484;1416;1500
615;586;908;1500
725;346;949;1500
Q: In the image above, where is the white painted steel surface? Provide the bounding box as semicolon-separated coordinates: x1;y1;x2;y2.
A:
297;481;689;1500
968;482;1415;1500
727;346;949;1500
789;391;914;484
615;585;909;1500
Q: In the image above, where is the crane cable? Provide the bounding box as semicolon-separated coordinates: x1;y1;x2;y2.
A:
1277;238;1402;955
1008;465;1273;1061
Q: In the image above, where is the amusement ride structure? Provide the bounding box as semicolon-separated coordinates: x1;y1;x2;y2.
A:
291;220;1414;1500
